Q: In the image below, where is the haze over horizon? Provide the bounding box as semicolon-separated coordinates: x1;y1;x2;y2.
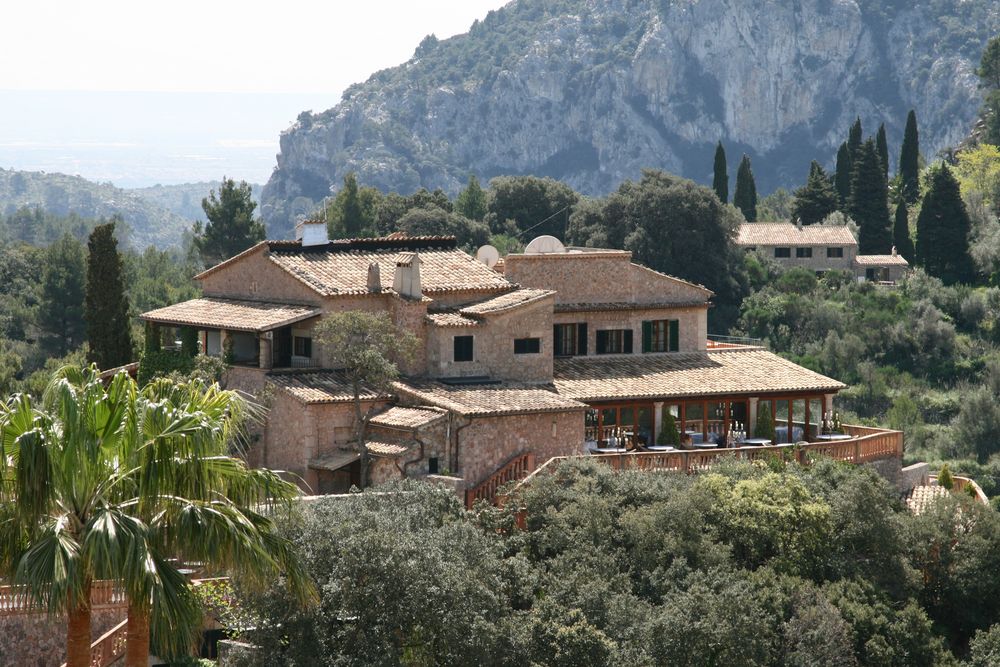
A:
0;0;508;187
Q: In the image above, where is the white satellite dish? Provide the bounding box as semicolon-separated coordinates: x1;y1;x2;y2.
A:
523;235;566;255
475;244;500;268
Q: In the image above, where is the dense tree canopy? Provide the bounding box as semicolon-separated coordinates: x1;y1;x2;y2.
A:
454;174;487;221
485;175;579;239
192;178;266;266
916;163;976;285
792;161;839;225
37;233;86;356
84;220;134;370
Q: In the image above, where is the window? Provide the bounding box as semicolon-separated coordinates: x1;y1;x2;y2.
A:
453;335;474;362
553;323;587;356
428;457;439;474
596;329;632;354
642;320;679;353
293;336;312;358
514;337;541;354
774;247;791;258
795;247;812;258
827;247;844;258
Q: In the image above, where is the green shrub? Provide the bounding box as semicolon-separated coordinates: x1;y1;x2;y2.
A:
755;403;776;442
658;409;680;446
938;464;955;490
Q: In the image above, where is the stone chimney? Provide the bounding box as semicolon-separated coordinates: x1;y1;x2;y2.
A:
392;252;422;299
891;245;897;256
796;217;803;230
367;262;382;292
295;220;329;247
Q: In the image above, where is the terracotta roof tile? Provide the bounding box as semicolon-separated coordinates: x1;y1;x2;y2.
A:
393;379;587;417
736;223;857;246
141;298;319;333
853;254;909;266
426;312;480;327
459;288;555;315
553;349;846;402
366;440;411;457
269;371;389;404
905;484;949;514
268;246;514;297
369;406;448;429
555;301;709;313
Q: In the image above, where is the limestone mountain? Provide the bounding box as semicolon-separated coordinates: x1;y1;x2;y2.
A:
261;0;1000;238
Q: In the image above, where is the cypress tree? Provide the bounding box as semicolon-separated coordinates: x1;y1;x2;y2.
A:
849;139;893;254
734;154;757;222
454;174;487;221
85;220;135;370
848;117;863;159
792;161;838;225
876;123;889;178
834;142;853;209
899;110;920;204
915;163;976;285
893;200;914;263
712;141;729;204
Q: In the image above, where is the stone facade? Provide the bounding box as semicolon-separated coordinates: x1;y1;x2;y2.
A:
553;305;707;355
0;608;122;667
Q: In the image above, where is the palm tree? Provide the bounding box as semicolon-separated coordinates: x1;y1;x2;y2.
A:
0;366;312;667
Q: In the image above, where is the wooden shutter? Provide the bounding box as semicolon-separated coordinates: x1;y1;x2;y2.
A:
577;323;588;356
623;329;633;354
641;321;652;353
596;330;608;354
669;320;679;352
553;325;562;356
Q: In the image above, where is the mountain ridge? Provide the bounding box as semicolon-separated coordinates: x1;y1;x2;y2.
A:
261;0;1000;238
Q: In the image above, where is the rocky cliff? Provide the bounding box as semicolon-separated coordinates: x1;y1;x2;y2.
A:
261;0;1000;237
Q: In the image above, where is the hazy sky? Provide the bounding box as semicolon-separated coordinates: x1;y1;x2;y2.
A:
3;0;509;95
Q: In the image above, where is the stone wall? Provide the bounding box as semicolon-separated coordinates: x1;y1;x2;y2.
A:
200;247;321;304
553;305;707;354
0;608;123;667
426;298;554;381
864;456;903;491
457;410;585;486
751;245;857;272
901;462;930;493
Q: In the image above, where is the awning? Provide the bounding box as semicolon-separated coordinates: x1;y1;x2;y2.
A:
308;450;361;471
141;297;320;333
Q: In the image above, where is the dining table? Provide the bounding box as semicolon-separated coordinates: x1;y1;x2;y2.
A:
815;433;852;441
741;437;772;446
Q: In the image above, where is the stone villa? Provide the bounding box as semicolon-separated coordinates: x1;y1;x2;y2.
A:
142;224;851;497
736;222;909;283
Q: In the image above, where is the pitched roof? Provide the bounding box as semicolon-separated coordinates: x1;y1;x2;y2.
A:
554;301;709;312
736;223;857;246
553;349;846;402
266;239;513;297
853;254;909;266
366;440;411;457
458;288;554;315
369;406;448;429
392;379;586;417
269;371;389;404
140;298;320;333
309;450;360;471
426;312;480;327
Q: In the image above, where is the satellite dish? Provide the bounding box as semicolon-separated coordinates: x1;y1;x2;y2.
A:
524;235;566;255
475;244;500;268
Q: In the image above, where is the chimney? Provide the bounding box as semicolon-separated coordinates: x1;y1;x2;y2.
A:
295;220;329;247
367;262;382;292
891;245;897;256
392;252;423;299
796;218;803;230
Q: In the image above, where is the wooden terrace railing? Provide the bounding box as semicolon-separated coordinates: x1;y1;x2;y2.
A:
506;425;903;505
0;579;126;616
929;474;990;505
465;452;535;509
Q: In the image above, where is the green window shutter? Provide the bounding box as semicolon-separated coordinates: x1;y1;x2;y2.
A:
577;323;588;356
623;329;633;354
669;320;679;352
553;325;561;356
641;321;652;353
596;330;608;354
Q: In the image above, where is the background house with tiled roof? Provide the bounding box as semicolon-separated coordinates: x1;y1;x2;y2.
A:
736;222;909;283
141;224;852;497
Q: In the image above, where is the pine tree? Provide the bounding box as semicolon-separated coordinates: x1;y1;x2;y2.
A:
712;141;728;204
916;163;976;285
85;220;134;370
734;154;757;222
892;200;915;263
339;172;365;238
192;177;266;266
876;123;889;178
848;117;863;159
834;142;853;208
899;110;920;205
455;174;487;221
849;139;893;254
791;161;838;225
38;233;86;356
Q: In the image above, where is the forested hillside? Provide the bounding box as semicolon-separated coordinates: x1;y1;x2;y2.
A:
261;0;999;237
